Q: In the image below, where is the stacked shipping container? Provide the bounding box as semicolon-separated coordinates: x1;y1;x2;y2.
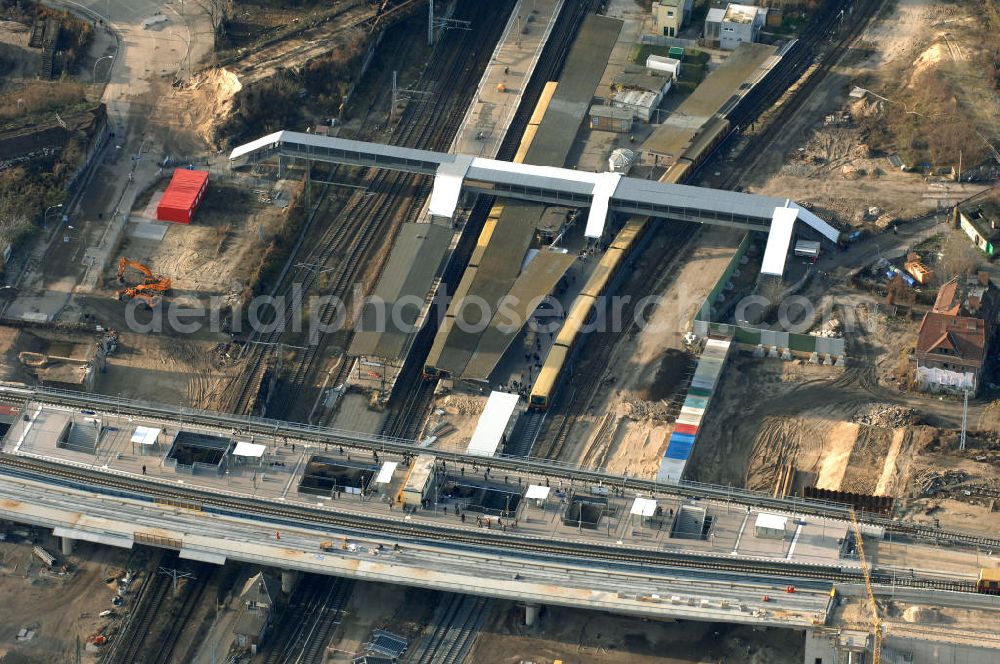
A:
657;338;732;483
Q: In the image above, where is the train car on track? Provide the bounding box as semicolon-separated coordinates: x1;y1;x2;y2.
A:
977;568;1000;594
660;117;732;185
399;454;437;507
529;219;651;410
554;294;597;349
424;82;556;380
529;345;568;410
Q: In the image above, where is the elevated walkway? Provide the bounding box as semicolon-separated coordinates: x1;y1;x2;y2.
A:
230;131;840;241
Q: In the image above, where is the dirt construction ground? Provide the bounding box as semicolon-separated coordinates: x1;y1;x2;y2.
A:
743;0;998;228
0;533;130;663
555;226;743;476
468;602;804;664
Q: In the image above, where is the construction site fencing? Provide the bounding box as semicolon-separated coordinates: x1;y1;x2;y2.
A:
694;233;845;356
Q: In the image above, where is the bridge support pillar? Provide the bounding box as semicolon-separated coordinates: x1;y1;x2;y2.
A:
524;603;539;627
281;570;299;594
60;536;74;556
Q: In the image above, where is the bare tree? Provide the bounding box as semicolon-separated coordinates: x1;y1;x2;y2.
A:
938;230;981;281
197;0;234;38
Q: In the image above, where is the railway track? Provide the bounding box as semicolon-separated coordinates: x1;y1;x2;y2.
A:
534;223;699;462
149;564;215;664
408;594;491;664
233;0;515;422
718;0;883;189
378;0;599;437
8;384;1000;550
0;454;980;594
104;552;173;664
262;575;353;664
104;553;210;664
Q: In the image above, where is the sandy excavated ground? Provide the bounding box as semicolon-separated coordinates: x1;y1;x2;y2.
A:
558;226;743;476
746;0;996;227
468;602;804;664
425;394;487;453
117;179;294;296
0;536;130;663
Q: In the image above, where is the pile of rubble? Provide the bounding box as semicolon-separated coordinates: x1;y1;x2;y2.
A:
914;469;970;497
622;398;673;422
815;317;844;338
853;403;916;428
439;396;484;416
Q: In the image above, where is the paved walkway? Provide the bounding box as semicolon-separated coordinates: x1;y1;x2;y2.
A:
817;212;950;276
5;0;213;321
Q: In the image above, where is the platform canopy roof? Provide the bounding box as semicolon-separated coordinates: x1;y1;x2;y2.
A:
755;512;788;531
630;497;658;517
466;391;520;457
760;206;799;277
233;441;266;458
229;132;840;242
130;426;160;446
525;484;551;500
375;461;399;484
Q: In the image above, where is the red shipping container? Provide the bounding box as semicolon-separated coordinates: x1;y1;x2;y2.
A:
674;423;698;436
156;168;209;224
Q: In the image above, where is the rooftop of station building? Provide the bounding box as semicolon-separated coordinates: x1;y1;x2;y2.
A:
430;15;623;382
644;42;777;160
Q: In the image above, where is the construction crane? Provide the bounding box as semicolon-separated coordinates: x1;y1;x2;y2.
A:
848;507;882;664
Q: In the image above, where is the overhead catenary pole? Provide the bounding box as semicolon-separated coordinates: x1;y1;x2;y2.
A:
428;0;434;46
960;388;969;451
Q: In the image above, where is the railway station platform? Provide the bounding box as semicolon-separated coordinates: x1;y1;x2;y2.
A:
451;0;565;158
643;42;779;167
0;398;848;626
4;394;992;637
338;0;568;404
8;400;852;569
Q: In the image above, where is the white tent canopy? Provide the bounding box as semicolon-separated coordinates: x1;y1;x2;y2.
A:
755;513;787;531
525;484;551;500
130;426;161;446
375;461;399;484
630;497;658;517
467;391;520;457
233;441;266;458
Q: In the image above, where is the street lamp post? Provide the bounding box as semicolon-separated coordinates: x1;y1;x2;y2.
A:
93;55;115;84
43;203;63;232
169;31;191;80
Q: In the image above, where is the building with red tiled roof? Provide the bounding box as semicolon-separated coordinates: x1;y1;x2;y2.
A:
915;275;997;393
932;277;961;316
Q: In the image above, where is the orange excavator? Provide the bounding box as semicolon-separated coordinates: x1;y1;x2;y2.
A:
115;257;171;308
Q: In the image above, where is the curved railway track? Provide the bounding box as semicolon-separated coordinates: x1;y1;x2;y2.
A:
0;454;977;595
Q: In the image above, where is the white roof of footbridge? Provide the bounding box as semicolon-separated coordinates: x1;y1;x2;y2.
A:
229;131;840;242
